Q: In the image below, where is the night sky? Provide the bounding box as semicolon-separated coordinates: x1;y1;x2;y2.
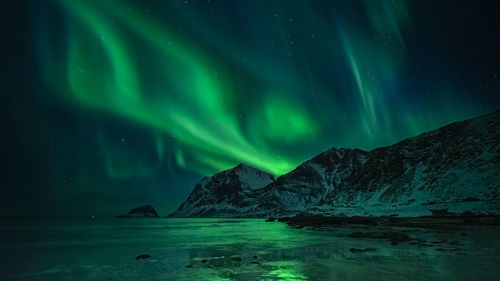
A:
2;0;499;216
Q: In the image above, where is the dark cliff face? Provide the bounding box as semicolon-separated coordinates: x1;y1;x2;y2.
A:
170;110;500;218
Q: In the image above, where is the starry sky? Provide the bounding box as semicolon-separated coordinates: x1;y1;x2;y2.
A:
1;0;500;216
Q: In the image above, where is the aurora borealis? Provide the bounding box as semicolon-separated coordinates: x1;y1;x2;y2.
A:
2;0;500;215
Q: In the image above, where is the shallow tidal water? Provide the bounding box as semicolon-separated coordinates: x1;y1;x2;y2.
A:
0;217;499;281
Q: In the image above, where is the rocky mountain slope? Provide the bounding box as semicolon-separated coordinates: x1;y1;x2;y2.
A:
169;110;500;218
169;164;274;217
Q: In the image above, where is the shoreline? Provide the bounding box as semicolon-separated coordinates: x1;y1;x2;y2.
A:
273;213;500;229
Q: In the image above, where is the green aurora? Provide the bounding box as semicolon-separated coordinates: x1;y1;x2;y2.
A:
2;0;499;215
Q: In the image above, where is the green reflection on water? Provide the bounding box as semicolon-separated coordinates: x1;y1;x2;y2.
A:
266;261;307;281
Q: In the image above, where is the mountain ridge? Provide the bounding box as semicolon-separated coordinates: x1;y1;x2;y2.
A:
169;110;500;218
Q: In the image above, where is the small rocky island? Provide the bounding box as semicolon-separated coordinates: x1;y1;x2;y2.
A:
117;205;160;218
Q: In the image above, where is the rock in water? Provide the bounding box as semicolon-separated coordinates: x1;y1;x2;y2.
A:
135;254;151;260
119;205;159;218
349;248;376;253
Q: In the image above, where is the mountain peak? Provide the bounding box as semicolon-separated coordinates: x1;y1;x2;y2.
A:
233;163;256;170
232;163;274;190
168;163;274;217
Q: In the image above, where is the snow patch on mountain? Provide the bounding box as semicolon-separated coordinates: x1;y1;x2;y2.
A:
234;163;274;190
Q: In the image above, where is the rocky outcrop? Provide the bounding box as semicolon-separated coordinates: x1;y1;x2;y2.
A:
118;205;159;218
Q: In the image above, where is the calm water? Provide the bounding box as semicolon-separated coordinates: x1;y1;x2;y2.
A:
0;217;499;281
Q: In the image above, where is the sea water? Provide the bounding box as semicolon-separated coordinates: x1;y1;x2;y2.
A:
0;217;499;281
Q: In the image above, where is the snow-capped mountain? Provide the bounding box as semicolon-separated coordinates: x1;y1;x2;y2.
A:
169;110;500;218
315;109;500;217
250;148;369;216
168;164;274;217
